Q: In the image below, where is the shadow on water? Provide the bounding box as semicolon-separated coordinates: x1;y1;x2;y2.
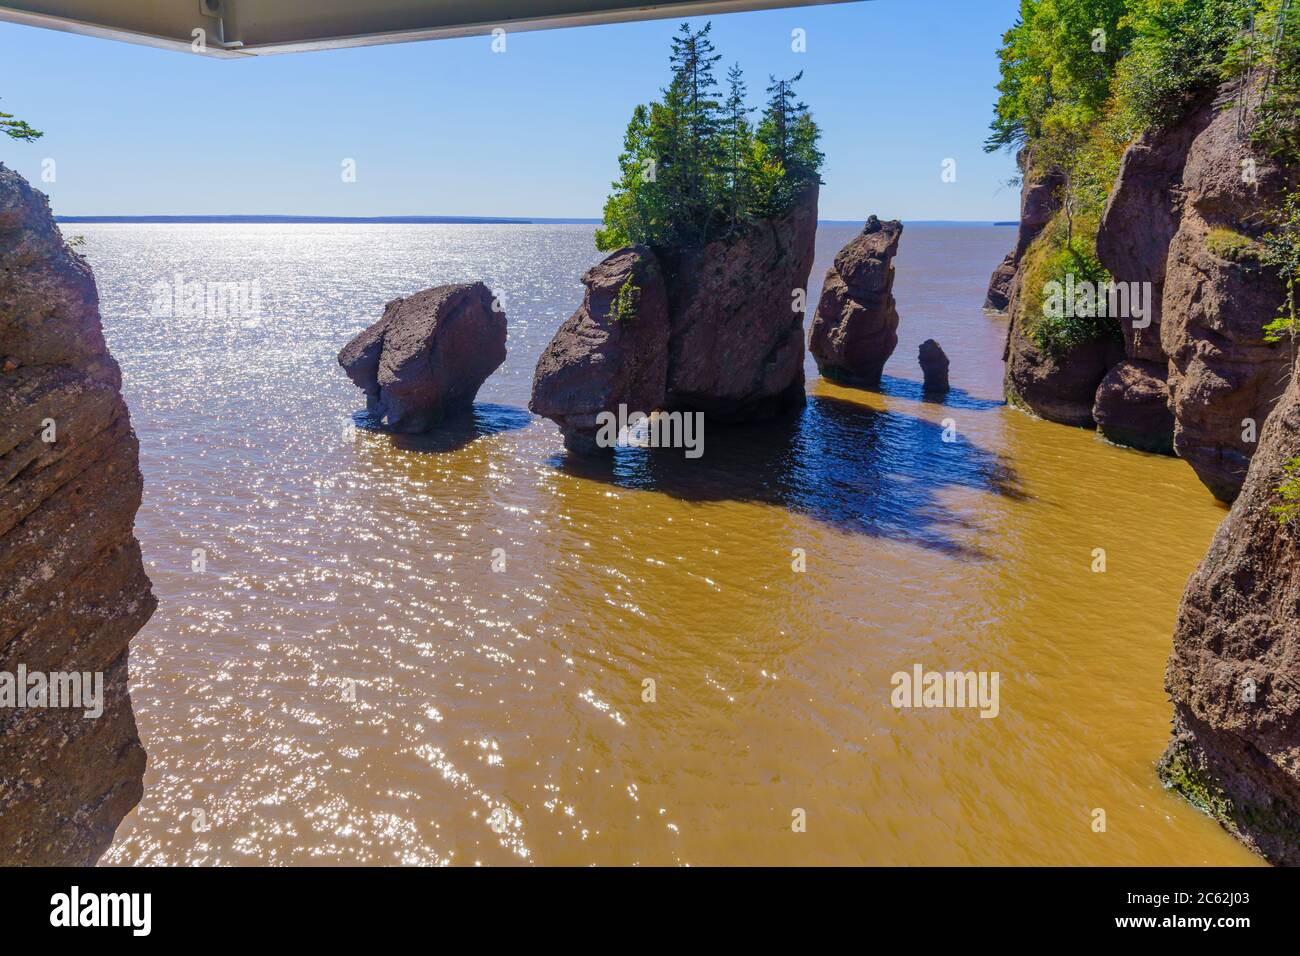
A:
874;374;1007;412
351;403;533;453
556;394;1027;558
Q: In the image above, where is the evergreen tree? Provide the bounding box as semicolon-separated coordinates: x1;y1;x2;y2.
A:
668;22;724;243
1;97;41;143
721;63;755;231
758;72;807;172
595;21;823;253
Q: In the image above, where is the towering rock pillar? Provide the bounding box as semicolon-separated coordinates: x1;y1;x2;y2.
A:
0;164;155;864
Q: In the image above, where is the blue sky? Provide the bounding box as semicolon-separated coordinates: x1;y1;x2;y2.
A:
0;0;1021;220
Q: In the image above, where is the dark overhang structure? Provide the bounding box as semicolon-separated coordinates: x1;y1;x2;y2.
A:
0;0;856;58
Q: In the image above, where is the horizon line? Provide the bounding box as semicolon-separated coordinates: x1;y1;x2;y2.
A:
56;214;1017;226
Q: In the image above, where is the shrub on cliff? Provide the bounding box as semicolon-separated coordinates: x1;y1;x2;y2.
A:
1262;188;1300;345
594;22;823;253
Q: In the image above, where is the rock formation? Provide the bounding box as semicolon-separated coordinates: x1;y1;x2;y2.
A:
1159;365;1300;866
984;150;1063;314
0;163;155;864
1092;97;1214;454
1004;318;1124;427
1161;90;1295;501
530;245;669;453
339;282;506;433
531;185;819;449
918;339;949;394
662;183;819;419
1091;360;1177;453
999;152;1125;428
1001;86;1293;486
808;215;903;388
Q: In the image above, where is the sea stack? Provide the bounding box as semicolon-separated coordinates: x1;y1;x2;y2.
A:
809;215;903;388
0;163;156;864
918;339;950;394
530;245;670;454
339;282;506;433
531;184;819;451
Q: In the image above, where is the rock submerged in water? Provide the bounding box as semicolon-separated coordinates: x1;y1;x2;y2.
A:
918;339;949;394
530;185;819;451
339;282;505;433
1160;366;1300;865
530;245;669;454
1092;359;1175;454
809;215;903;388
1004;321;1122;427
0;163;156;864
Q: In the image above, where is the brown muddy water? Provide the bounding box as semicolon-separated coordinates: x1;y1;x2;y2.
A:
77;221;1261;865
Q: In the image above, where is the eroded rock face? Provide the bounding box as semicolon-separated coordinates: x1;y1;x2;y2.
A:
662;184;818;419
1097;97;1213;364
808;215;903;388
530;245;669;453
984;151;1063;314
1003;289;1124;427
339;282;506;433
1090;99;1215;455
1161;90;1295;501
0;163;155;864
1159;367;1300;866
999;155;1124;427
1093;359;1176;454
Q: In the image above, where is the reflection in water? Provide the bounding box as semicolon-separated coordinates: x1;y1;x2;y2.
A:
75;221;1261;866
560;394;1026;557
357;403;533;454
876;373;1007;411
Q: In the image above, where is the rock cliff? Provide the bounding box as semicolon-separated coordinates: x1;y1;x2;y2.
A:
984;150;1063;314
1092;97;1214;453
808;215;903;388
0;164;155;864
1002;87;1294;496
1159;365;1300;865
1161;90;1295;501
661;184;819;419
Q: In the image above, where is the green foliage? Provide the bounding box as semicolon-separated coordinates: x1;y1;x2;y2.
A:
1261;188;1300;343
1024;212;1120;353
1114;0;1252;131
610;278;639;323
1246;0;1300;160
985;0;1132;155
1270;455;1300;525
596;22;823;253
988;0;1300;363
1;98;42;143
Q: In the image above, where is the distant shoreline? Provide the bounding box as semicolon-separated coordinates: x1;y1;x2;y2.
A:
56;215;1017;226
